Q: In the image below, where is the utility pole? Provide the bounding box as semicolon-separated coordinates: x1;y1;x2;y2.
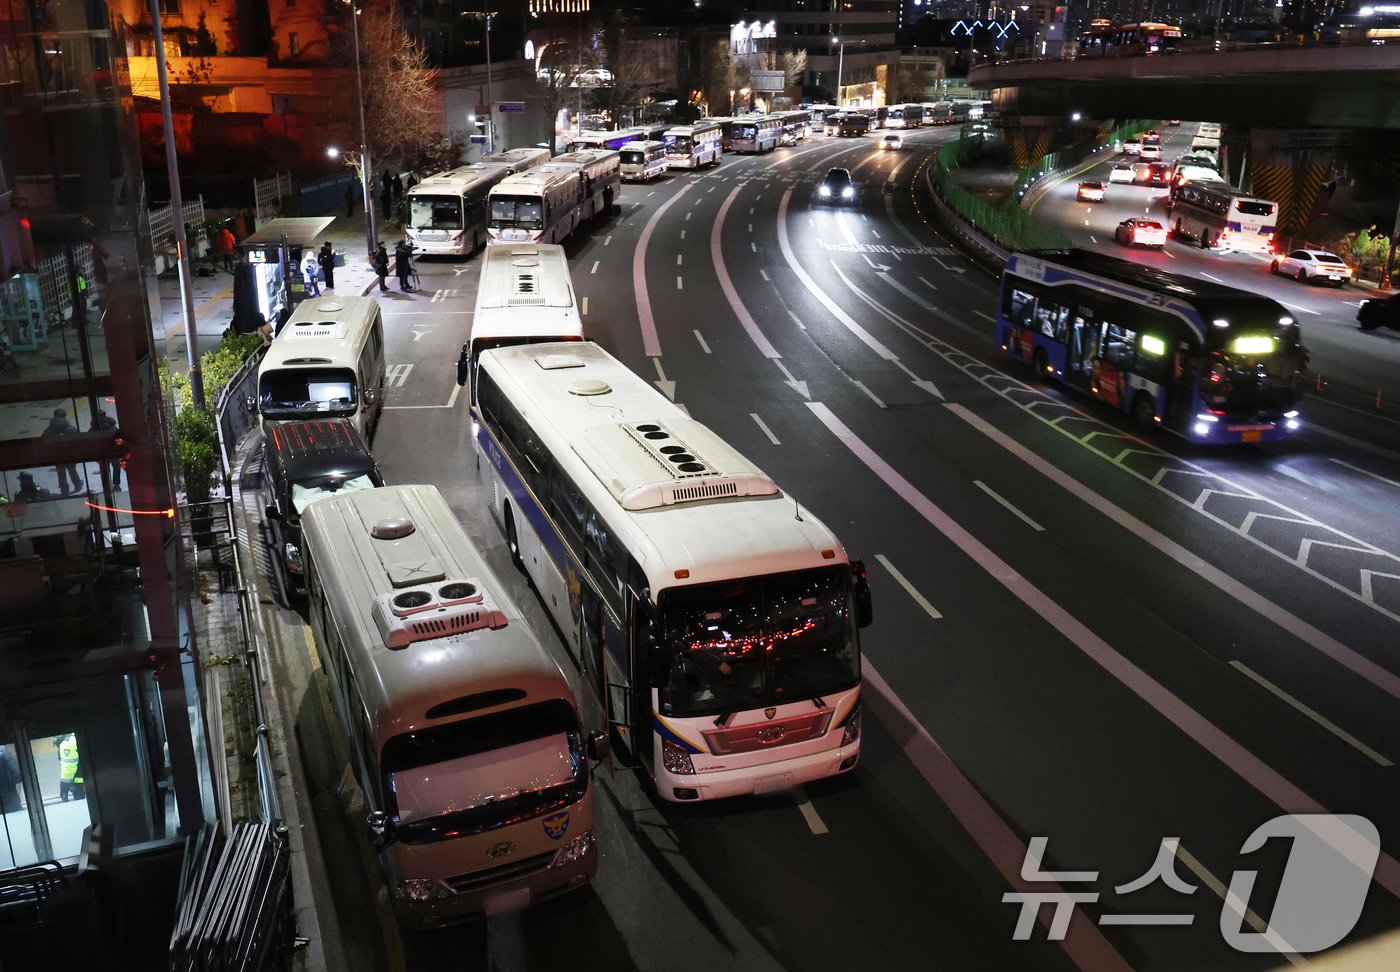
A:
149;0;203;407
349;0;375;255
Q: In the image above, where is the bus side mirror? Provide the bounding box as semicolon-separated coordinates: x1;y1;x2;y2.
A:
456;344;470;387
363;387;377;405
851;559;873;629
586;729;610;764
265;503;282;523
366;810;393;849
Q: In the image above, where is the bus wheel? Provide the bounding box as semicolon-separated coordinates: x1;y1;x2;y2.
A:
604;189;614;213
1200;232;1211;250
1174;219;1185;239
504;506;525;573
1032;348;1051;381
1132;393;1156;431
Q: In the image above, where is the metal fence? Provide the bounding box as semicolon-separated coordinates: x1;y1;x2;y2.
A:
150;197;209;254
931;133;1071;252
168;824;292;972
253;173;294;224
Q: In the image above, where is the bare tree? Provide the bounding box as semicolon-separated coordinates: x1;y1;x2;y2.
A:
699;39;739;117
599;40;653;127
527;38;587;144
896;65;930;104
358;4;439;164
781;49;808;92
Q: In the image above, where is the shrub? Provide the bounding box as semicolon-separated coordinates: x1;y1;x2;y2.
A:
161;331;261;507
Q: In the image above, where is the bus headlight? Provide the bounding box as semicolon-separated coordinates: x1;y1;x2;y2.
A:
285;542;304;574
1193;414;1218;438
841;704;862;746
662;738;696;775
551;831;595;867
1284;409;1300;431
398;878;454;902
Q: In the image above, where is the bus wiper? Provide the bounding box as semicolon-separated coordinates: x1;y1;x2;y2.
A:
780;665;826;710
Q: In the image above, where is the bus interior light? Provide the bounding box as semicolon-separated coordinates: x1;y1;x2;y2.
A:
1211;318;1229;328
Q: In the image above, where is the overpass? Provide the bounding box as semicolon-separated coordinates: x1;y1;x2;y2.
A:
968;44;1400;234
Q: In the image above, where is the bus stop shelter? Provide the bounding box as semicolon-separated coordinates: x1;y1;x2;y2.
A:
231;216;335;334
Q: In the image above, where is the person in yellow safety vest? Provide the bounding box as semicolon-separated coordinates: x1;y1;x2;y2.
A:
58;733;84;801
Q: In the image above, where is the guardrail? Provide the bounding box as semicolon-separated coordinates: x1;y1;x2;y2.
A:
930;132;1070;252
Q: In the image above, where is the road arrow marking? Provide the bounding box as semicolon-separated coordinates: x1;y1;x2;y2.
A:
653;358;676;400
775;360;810;399
862;254;892;272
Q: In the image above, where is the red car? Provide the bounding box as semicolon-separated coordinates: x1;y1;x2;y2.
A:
1115;218;1167;248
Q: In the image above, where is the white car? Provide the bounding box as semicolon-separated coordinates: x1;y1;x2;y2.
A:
1271;249;1354;287
1108;163;1135;184
1139;143;1162;161
1123;138;1142;156
878;133;903;151
1076;180;1106;203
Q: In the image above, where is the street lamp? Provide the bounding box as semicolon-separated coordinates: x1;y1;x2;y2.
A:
346;0;375;255
832;37;844;107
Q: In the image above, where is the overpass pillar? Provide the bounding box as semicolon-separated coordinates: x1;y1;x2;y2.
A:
1248;129;1335;241
997;115;1110;171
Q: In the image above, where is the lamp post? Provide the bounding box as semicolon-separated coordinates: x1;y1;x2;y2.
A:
484;11;495;156
832;37;844;107
347;0;375;255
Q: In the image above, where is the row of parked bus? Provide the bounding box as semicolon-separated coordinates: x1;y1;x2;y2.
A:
246;241;874;929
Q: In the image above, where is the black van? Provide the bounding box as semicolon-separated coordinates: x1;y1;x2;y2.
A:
263;419;384;596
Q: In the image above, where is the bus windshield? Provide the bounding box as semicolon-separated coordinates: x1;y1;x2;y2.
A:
489;197;543;229
408;195;463;231
658;566;860;718
259;368;357;419
383;700;587;844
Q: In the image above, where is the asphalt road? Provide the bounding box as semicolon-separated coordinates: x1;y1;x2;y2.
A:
237;124;1400;972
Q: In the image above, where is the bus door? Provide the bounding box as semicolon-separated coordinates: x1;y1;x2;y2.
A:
1065;308;1098;389
599;589;651;769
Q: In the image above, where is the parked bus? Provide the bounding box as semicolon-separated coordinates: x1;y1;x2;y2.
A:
885;103;925;129
300;483;606;927
731;114;782;153
1168;179;1278;252
996;249;1306;443
924;101;955;125
456;242;584;399
487;163;584;245
824;112;867;137
663;121;723;168
775;109;812;145
701;117;736;151
479;147;552;173
618;140;668;182
472;340;872;801
405;163;513;256
550;149;621;220
566;127;644;152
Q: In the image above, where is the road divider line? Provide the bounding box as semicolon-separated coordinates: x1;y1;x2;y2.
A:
633;183;692;357
974;480;1046;531
693;330;711;354
676;253;683;266
812;400;1400;903
750;412;780;445
1330;458;1400;490
760;268;770;281
677;276;683;290
794;788;829;835
590;260;599;274
860;661;1131;972
852;381;885;408
873;554;942;619
712;186;782;359
1173;843;1306;967
1229;661;1393;767
581;296;589;316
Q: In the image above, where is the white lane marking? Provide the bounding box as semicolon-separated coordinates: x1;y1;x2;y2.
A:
680;229;687;240
633;183;692;357
685;211;692;220
1277;301;1321;316
581;296;589;316
1089;235;1098;244
647;190;656;197
795;789;829;835
590;260;599;274
751;241;758;252
652;358;676;400
693;330;711;354
861;662;1132;972
1173;844;1307;967
385;363;413;387
873;554;942;619
760;268;770;281
1330;457;1400;490
711;187;781;359
974;480;1046;531
776;192;897;360
853;381;886;408
920;276;938;291
950;403;1400;698
812;401;1400;902
1230;661;1393;767
836;212;860;247
748;223;753;233
973;310;995;322
750;412;780;445
1200;271;1225;283
677;276;683;290
871;228;881;239
676;253;683;266
787;308;805;329
604;235;611;246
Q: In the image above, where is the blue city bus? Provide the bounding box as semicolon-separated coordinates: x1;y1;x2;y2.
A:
996;250;1307;444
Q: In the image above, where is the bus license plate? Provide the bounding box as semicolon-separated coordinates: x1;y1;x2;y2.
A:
484;887;531;915
1242;430;1262;442
754;773;793;795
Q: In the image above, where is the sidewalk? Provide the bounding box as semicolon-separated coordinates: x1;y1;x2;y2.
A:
158;212;396;379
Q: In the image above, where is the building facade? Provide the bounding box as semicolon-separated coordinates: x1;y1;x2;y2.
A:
0;0;212;920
